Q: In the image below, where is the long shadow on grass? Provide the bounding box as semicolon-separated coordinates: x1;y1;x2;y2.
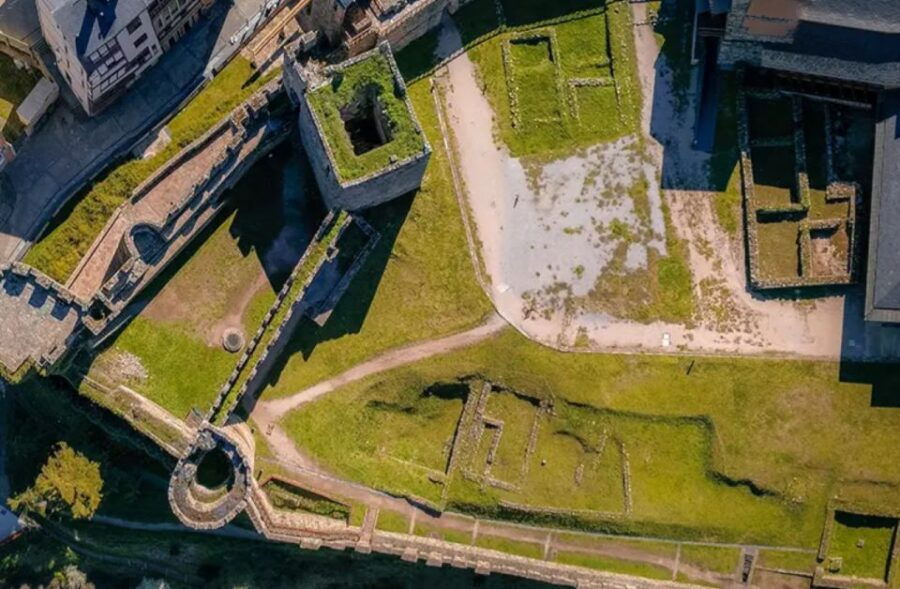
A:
227;141;326;290
243;192;414;411
78;142;322;381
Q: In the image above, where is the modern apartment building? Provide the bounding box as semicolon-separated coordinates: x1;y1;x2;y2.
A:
37;0;208;116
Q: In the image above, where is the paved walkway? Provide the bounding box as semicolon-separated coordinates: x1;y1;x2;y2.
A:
0;0;268;264
0;270;83;374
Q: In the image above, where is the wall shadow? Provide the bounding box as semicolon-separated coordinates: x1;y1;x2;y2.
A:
227;139;327;291
252;191;415;399
649;0;737;192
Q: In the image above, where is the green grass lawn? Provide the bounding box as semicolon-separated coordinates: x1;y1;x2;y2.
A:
555;551;673;580
556;533;678;559
282;327;900;547
414;520;473;545
678;544;740;575
756;549;817;573
24;58;279;283
376;509;410;533
460;1;639;158
84;145;312;419
257;75;492;400
89;317;237;419
475;534;544;560
827;512;896;581
306;51;426;182
0;55;38;142
756;222;801;281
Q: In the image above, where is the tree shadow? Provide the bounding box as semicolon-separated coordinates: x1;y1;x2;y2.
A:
251;191;414;399
498;0;603;28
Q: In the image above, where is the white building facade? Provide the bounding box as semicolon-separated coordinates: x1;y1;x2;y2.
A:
37;0;208;115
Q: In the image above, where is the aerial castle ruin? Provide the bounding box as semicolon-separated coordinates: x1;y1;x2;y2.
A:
284;41;431;210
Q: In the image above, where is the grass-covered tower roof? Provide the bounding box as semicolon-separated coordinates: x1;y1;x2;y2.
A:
305;43;429;184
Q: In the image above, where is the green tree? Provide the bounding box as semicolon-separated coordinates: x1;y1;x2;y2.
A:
10;443;103;520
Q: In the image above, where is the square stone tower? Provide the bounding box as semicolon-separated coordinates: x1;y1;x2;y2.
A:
285;41;431;211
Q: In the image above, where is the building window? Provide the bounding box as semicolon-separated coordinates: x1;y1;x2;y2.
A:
126;16;143;34
134;33;148;46
135;47;151;66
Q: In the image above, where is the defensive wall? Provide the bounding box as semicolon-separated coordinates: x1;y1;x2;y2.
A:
0;80;291;382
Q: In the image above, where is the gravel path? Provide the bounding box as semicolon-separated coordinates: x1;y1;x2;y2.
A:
437;8;900;361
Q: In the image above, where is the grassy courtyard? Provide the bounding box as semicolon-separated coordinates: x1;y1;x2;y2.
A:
282;327;900;547
24;58;279;283
82;145;316;419
458;0;640;158
740;88;869;288
827;511;896;581
0;55;38;142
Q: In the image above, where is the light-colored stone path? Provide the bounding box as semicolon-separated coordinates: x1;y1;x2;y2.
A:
436;7;900;361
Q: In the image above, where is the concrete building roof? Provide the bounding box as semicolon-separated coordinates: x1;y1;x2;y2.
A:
800;0;900;35
0;0;42;48
43;0;148;62
756;21;900;89
16;75;58;125
865;90;900;322
720;0;900;88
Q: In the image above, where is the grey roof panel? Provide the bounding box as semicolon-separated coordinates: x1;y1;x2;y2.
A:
866;90;900;318
48;0;147;60
0;0;42;47
802;0;900;34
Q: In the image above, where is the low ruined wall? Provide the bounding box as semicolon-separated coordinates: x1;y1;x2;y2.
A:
240;475;704;589
207;212;351;425
377;0;446;51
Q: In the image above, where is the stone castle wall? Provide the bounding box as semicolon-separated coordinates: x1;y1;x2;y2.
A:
294;43;431;211
297;99;430;210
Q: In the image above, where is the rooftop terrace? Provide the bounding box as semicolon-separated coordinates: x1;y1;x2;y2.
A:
0;265;85;379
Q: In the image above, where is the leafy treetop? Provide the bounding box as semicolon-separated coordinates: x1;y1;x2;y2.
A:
10;443;103;520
